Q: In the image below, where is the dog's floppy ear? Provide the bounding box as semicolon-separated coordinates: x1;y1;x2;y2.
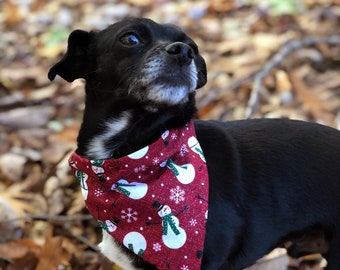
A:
48;30;95;82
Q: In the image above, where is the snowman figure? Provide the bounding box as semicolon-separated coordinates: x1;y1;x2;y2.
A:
164;158;195;184
155;202;187;249
91;159;106;181
128;146;149;159
91;159;104;174
188;136;206;163
75;170;88;200
123;232;147;256
111;179;148;200
98;218;119;233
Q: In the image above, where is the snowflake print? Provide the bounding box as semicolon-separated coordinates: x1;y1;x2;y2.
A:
152;157;160;165
153;242;162;252
189;218;197;226
171;133;178;140
179;144;189;157
181;265;189;270
170;186;185;204
121;208;138;223
94;188;104;197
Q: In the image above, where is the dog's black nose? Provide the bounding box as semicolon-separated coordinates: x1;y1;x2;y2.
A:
165;42;195;65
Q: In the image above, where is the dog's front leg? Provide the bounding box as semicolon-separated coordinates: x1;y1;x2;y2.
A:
99;230;139;270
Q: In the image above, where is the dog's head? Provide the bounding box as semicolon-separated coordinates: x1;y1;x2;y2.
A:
48;18;207;106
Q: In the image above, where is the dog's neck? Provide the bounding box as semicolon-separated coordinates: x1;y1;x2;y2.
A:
76;90;197;160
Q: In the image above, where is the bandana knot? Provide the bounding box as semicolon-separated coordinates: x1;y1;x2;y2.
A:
69;121;209;270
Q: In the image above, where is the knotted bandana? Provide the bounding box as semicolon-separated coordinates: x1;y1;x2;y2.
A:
69;121;209;270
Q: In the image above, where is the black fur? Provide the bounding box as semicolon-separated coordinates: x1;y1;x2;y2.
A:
49;18;340;269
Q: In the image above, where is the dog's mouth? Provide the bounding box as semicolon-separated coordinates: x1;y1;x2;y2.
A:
129;56;198;105
156;66;198;85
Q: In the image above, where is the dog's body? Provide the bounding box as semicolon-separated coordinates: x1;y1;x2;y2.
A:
49;18;340;270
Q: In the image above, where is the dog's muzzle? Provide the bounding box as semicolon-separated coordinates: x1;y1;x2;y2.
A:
127;41;199;105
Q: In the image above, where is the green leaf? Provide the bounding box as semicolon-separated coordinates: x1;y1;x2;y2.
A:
268;0;302;16
43;28;69;48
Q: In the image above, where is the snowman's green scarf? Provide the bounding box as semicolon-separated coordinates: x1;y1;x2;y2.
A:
68;121;209;270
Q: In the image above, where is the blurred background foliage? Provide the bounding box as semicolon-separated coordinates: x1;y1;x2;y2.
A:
0;0;339;269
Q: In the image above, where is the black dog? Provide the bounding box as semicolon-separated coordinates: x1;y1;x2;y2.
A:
48;18;340;270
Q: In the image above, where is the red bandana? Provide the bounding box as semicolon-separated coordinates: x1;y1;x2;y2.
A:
69;121;209;270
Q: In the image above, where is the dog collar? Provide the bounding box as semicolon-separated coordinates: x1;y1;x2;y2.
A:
69;121;209;270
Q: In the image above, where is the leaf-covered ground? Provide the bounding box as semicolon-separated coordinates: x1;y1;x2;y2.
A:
0;0;339;269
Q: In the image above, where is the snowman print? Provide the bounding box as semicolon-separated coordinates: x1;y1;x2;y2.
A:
123;232;147;256
128;146;149;159
160;130;196;185
156;204;187;249
90;159;107;181
188;136;206;163
90;159;104;175
91;159;105;174
111;179;148;200
75;170;89;200
165;158;195;185
98;219;118;233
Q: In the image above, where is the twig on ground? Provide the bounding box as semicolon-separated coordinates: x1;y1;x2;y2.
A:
0;214;93;223
62;223;100;252
245;35;340;118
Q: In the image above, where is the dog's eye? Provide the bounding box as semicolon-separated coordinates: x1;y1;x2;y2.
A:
120;34;140;46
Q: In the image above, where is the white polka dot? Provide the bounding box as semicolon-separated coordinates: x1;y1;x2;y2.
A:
125;164;128;167
140;227;143;231
150;170;154;174
105;199;109;202
152;194;155;198
161;183;164;187
146;156;149;159
195;231;198;234
184;255;188;259
148;217;152;220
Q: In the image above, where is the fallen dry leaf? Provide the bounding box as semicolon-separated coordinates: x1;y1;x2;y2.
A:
0;153;27;182
290;65;339;126
0;192;34;217
0;106;56;129
3;0;24;27
35;234;66;270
